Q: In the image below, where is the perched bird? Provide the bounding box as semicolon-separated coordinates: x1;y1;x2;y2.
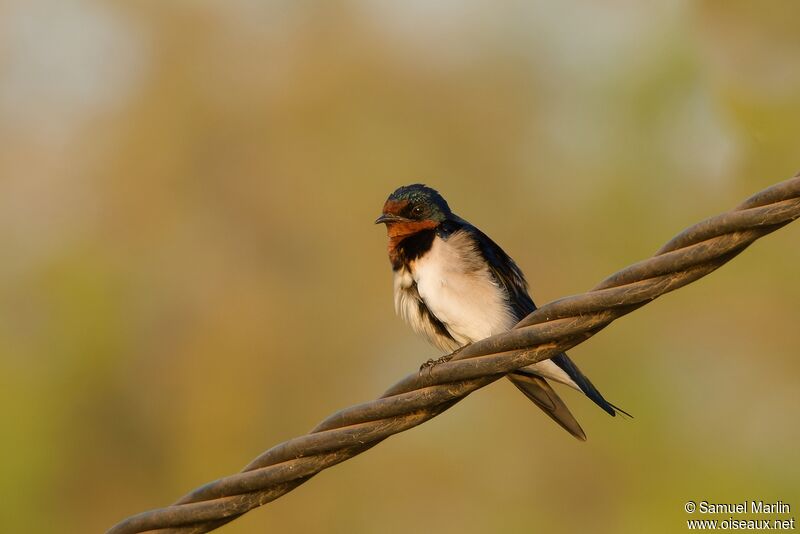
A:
375;184;627;440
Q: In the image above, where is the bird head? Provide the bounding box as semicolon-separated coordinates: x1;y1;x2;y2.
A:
375;184;451;237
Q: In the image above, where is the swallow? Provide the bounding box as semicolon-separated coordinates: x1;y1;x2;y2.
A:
376;184;628;440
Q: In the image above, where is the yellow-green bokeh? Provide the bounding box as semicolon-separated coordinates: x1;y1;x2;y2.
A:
1;2;799;533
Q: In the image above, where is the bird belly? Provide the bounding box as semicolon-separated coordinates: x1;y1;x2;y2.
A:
394;268;462;352
394;235;581;390
411;234;516;346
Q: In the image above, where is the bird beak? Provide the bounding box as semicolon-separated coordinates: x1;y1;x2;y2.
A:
374;213;406;224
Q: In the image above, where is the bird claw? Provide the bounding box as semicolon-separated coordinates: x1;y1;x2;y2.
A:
418;345;470;376
418;354;454;375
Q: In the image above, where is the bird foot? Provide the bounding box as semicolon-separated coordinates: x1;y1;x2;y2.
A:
419;354;453;374
418;345;470;375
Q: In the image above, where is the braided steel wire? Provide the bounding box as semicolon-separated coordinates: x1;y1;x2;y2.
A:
109;174;800;534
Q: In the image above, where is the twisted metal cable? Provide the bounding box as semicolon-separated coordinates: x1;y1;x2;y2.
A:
109;174;800;534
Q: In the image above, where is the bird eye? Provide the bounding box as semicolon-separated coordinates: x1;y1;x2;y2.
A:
411;205;424;217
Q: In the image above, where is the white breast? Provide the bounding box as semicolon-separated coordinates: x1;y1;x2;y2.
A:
394;267;461;353
393;230;579;390
407;231;516;347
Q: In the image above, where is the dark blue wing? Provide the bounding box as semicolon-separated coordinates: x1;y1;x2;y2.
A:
448;214;627;418
446;215;535;320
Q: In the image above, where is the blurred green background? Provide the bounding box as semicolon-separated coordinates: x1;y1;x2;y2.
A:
1;1;799;533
